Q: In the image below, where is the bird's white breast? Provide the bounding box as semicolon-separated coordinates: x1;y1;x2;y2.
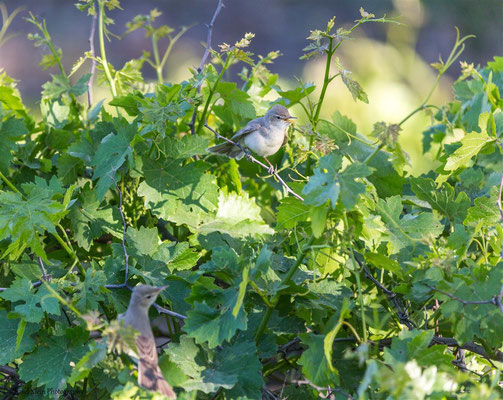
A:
243;124;286;157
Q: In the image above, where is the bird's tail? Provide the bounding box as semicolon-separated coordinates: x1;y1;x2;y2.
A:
207;142;245;160
137;335;176;398
138;361;176;399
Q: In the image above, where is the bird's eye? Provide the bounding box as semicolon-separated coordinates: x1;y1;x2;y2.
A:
146;295;152;299
276;116;281;119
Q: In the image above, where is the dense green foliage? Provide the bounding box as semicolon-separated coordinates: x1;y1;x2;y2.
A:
0;1;502;399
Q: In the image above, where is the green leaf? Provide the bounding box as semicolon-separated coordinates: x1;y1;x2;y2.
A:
195;192;273;238
298;333;340;386
376;196;444;253
217;340;264;399
303;153;370;209
41;73;91;99
215;82;256;119
444;130;493;172
72;268;106;311
0;86;25;111
18;328;89;389
464;193;500;228
0;311;37;364
68;341;107;385
275;83;316;106
364;252;403;278
341;71;368;103
0;116;28;174
309;204;328;238
184;288;247;349
68;183;120;251
109;94;140;116
276;197;310;229
91;118;137;199
410;177;470;223
158;135;209;159
137;156;219;227
0;278;61;323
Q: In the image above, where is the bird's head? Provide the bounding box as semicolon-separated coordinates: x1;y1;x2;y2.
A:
130;284;167;309
266;104;296;129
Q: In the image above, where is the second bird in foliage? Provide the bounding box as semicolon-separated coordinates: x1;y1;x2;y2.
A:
207;104;296;172
119;284;177;399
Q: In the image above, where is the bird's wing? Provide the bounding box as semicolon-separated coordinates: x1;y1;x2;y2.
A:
230;119;263;141
282;131;289;146
136;334;176;398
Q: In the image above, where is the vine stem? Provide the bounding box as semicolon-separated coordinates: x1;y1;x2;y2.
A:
196;56;231;135
344;213;368;342
87;11;97;106
0;170;22;195
98;1;117;98
151;34;163;84
255;236;314;342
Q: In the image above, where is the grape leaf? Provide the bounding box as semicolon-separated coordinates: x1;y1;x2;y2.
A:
0;311;38;364
91;118;137;199
18;328;89;390
184;288;247;349
298;333;340;386
410;177;470;223
376;196;444;253
303;153;370;209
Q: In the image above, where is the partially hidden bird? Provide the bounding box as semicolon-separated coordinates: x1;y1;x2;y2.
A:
207;104;296;172
119;284;176;399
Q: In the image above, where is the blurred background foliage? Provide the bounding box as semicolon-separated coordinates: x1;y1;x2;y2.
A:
0;0;501;175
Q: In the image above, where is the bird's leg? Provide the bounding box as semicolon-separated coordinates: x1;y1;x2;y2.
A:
244;148;252;160
264;157;276;175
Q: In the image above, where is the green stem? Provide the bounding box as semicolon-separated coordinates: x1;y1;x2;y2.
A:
313;38;334;125
52;232;83;275
0;170;22;196
255;236;315;342
151;34;163;84
250;281;273;308
343;212;368;342
398;104;440;127
42;20;66;77
98;1;117;98
196;56;232;134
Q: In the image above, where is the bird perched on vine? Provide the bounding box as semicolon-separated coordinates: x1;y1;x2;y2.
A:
207;104;296;173
119;284;176;399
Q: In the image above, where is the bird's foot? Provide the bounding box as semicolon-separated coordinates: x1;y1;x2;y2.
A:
267;165;278;175
244;148;252;160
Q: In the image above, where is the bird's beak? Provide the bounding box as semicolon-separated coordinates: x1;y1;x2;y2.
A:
285;116;297;123
156;285;169;292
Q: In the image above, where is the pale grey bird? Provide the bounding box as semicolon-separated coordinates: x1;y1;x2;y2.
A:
120;284;176;399
207;104;296;172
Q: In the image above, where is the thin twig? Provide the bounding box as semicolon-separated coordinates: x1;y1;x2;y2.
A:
204;123;304;201
427;284;503;310
189;0;224;136
153;303;187;320
38;257;51;282
352;252;415;330
496;285;503;314
87;11;98;107
0;365;22;383
0;281;42;292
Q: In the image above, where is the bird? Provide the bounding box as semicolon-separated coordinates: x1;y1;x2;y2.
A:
207;104;296;173
119;284;176;399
